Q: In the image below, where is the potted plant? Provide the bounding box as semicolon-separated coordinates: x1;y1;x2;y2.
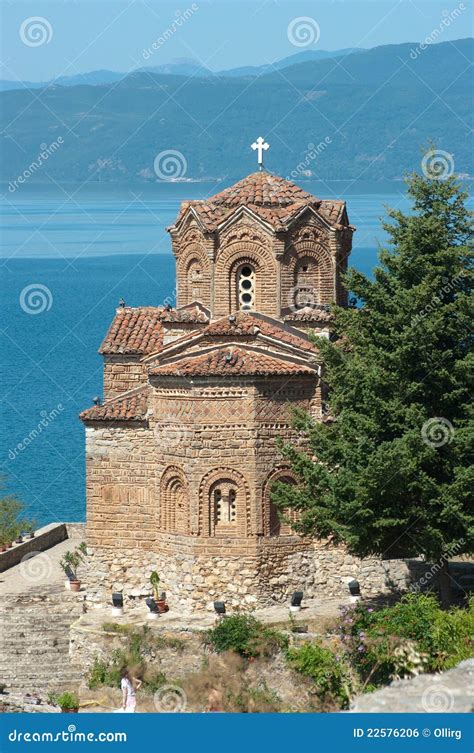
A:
60;545;86;592
150;571;167;613
55;691;79;713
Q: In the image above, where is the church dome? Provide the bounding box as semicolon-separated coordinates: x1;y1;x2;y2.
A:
207;171;318;209
170;171;349;232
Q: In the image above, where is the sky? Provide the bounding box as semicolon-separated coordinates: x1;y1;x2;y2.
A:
0;0;472;82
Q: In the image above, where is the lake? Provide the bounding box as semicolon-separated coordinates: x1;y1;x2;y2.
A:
1;181;471;525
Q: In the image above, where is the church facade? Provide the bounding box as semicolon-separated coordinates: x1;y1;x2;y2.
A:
80;170;380;611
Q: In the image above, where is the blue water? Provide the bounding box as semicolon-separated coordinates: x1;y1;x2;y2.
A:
1;182;472;525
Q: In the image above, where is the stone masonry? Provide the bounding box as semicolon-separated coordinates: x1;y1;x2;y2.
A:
79;170;392;612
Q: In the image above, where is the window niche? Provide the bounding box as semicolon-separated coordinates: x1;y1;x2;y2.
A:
237;264;256;311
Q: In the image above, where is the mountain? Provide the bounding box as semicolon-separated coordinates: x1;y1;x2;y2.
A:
0;70;124;92
141;58;212;77
219;48;362;77
0;39;472;184
0;49;360;92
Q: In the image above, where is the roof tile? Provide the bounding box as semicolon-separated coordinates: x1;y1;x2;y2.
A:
80;387;149;423
99;304;208;355
171;172;347;232
150;346;315;378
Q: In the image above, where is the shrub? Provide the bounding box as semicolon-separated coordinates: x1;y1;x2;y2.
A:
87;657;122;690
205;615;288;658
53;691;79;710
286;642;353;708
338;593;474;688
87;626;178;693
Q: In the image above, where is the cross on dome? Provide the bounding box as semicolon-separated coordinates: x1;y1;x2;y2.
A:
251;136;269;170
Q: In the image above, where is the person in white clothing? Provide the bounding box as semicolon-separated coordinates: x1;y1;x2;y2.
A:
120;668;142;712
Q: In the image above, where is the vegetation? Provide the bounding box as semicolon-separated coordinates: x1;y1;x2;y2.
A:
49;691;80;710
0;487;35;546
87;625;182;694
338;593;474;689
204;614;288;658
273;168;473;606
150;571;161;601
60;542;87;580
287;642;353;708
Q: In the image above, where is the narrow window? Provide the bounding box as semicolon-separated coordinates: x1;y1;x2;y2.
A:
237;265;255;311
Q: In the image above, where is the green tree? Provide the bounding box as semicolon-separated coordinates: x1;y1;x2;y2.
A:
273;167;473;607
0;480;32;544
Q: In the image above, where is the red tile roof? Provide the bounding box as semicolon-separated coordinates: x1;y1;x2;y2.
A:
150;346;316;378
151;311;317;359
80;387;149;423
99;304;209;355
201;312;317;352
171;172;347;232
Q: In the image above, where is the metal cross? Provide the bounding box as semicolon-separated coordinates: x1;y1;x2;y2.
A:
251;136;269;169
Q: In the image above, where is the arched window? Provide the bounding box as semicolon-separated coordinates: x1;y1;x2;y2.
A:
199;468;250;537
160;467;189;534
264;471;300;537
237;264;256;311
212;481;238;532
188;259;204;302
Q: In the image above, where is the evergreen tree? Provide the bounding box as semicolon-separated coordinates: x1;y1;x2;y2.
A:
273;168;473;606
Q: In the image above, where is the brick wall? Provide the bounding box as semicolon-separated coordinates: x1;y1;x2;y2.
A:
103;356;148;400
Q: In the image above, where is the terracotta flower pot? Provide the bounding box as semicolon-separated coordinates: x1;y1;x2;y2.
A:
61;707;79;713
70;580;81;592
156;599;167;613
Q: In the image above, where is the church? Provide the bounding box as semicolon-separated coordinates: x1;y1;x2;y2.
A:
80;142;364;611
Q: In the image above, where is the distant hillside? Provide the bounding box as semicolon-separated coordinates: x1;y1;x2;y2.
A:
218;48;362;77
0;49;361;92
0;39;471;184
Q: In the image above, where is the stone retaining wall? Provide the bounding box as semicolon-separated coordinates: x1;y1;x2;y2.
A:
0;523;68;573
83;541;433;612
70;619;205;678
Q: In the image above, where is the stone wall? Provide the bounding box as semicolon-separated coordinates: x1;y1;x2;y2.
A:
69;616;205;678
83;537;425;613
0;523;68;573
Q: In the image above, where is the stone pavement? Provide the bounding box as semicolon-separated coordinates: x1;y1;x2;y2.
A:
0;532;85;695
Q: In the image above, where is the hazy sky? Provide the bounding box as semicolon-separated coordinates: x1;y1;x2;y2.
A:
1;0;472;81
